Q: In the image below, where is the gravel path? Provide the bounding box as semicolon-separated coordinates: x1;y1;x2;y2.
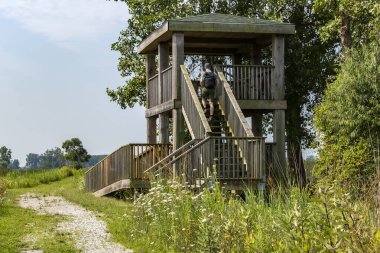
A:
19;193;132;253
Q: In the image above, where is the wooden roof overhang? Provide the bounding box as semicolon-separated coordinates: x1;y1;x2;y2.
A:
137;14;295;55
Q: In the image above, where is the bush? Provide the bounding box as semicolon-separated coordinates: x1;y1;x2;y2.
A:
314;43;380;195
4;167;78;189
125;179;376;252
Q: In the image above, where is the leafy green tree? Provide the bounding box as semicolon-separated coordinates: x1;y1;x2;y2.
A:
313;0;379;51
0;146;12;169
314;43;380;194
39;147;66;169
25;153;40;169
9;159;20;169
62;138;91;169
108;0;338;186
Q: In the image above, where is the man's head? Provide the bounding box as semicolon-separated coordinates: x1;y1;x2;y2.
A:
204;63;211;70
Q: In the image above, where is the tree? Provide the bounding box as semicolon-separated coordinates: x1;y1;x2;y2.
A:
39;147;66;169
62;138;91;169
314;43;380;195
8;159;20;169
0;146;12;169
26;153;40;169
108;0;338;187
313;0;379;52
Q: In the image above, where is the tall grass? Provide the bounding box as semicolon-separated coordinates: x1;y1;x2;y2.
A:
125;178;379;252
0;178;5;206
4;167;78;189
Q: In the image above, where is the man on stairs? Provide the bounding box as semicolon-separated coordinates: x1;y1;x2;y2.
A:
200;63;219;121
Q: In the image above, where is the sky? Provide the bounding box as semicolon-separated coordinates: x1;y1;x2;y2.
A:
0;0;147;166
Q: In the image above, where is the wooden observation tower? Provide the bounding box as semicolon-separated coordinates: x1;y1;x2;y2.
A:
85;14;295;196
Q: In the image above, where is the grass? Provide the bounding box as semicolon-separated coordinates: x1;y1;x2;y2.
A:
0;190;78;253
3;167;78;189
0;168;133;252
2;167;380;252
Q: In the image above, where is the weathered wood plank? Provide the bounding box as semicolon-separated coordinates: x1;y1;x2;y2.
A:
145;100;181;118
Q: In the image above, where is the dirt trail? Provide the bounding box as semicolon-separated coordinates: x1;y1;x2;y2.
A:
19;193;132;253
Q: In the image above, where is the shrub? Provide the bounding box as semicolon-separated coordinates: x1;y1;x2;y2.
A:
126;179;376;252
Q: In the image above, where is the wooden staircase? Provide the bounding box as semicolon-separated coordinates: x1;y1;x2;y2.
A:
85;65;266;196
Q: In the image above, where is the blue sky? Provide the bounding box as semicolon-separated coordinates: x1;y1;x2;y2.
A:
0;1;146;165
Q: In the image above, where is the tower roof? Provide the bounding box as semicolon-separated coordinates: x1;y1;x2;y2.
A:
138;13;295;54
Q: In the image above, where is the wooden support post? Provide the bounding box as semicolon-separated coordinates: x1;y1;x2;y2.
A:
159;114;169;143
271;35;286;177
232;53;242;65
158;42;170;143
147;117;157;144
273;110;286;175
172;32;185;150
146;54;157;143
271;35;285;100
250;44;263;137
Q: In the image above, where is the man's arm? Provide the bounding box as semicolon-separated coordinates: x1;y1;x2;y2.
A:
200;73;205;86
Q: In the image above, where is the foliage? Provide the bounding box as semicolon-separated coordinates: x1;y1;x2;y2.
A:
314;43;380;194
124;179;376;252
8;159;20;169
39;147;66;169
0;178;5;206
62;138;91;169
0;146;12;170
313;0;380;49
83;155;106;167
3;167;78;189
26;153;41;169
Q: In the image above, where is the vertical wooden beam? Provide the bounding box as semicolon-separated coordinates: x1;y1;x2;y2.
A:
158;42;169;103
250;44;263;137
158;42;170;143
146;54;156;144
271;35;286;176
147;117;157;144
232;53;242;65
172;32;185;150
159;114;169;143
273;110;286;175
271;35;285;100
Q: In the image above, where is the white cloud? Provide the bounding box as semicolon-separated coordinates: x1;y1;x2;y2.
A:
0;0;130;48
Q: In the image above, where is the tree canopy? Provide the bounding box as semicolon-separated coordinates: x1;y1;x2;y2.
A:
0;146;12;169
62;138;91;169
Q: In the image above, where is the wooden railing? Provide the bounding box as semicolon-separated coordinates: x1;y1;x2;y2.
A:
161;66;172;103
147;66;172;108
146;137;265;187
181;65;212;139
85;144;172;192
144;139;201;176
147;74;159;108
221;65;274;100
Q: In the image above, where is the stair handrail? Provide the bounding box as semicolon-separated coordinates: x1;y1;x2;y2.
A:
181;65;212;138
144;139;199;174
215;65;254;138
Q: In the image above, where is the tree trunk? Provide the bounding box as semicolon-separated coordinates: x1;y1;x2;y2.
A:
287;141;306;188
340;12;353;50
286;104;307;188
